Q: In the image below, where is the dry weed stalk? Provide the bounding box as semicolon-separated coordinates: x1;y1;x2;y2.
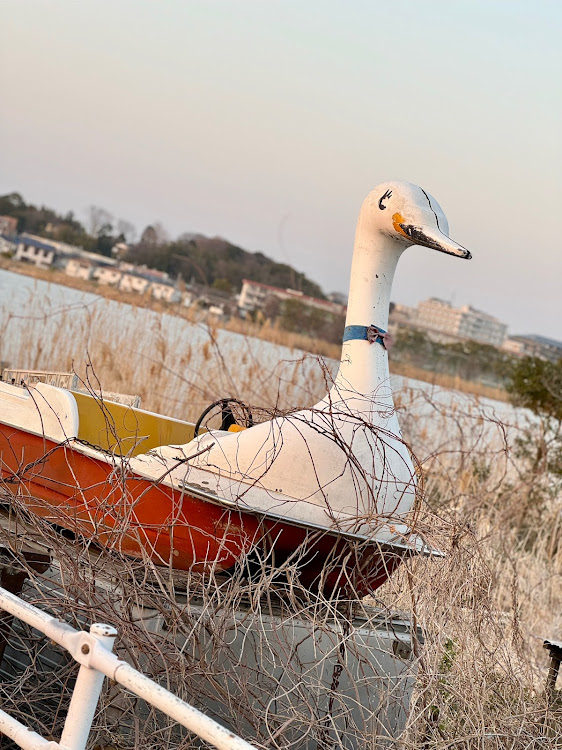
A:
0;296;560;748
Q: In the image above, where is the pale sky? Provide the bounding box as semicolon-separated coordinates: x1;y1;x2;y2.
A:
1;1;561;338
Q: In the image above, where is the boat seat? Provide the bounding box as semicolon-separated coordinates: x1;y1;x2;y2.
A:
72;391;196;456
0;381;79;443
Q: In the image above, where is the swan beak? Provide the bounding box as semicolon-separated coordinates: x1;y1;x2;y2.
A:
398;222;472;259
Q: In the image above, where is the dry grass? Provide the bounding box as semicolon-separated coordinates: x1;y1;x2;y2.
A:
0;257;341;360
0;288;560;748
390;362;509;403
0;289;330;420
375;392;562;748
0;257;507;398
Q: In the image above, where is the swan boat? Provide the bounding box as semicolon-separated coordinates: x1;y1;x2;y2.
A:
0;182;471;596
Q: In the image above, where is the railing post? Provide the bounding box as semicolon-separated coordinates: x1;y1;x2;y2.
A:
0;585;258;750
58;623;117;750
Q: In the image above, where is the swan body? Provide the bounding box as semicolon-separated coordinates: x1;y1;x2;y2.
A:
151;182;471;537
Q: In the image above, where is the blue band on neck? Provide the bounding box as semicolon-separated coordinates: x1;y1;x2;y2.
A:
343;324;388;348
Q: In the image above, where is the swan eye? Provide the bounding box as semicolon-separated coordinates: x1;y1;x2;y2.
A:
378;190;392;210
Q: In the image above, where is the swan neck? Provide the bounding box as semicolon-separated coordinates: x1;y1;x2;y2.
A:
344;230;404;330
326;230;405;405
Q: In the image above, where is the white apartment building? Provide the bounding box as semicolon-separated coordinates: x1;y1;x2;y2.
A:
65;257;94;280
119;272;150;295
15;237;57;268
117;269;178;300
416;298;507;347
151;281;179;302
15;234;121;275
93;265;123;286
239;279;345;316
19;234;85;259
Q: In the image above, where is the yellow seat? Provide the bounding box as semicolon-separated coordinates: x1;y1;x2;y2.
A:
73;391;196;456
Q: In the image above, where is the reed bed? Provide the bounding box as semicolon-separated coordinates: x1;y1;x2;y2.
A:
0;259;508;396
0;292;560;748
0;258;342;360
0;288;329;419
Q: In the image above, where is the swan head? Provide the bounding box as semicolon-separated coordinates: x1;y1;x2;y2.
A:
360;181;472;259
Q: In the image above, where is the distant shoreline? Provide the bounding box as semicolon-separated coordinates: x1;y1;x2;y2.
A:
0;257;508;403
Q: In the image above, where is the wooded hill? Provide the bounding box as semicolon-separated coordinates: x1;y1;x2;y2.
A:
0;192;325;298
126;233;325;298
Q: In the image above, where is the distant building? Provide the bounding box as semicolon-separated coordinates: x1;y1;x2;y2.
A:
119;272;150;295
9;228;187;306
14;233;96;267
415;298;507;347
111;242;129;259
93;265;123;286
65;257;94;280
182;283;236;317
0;216;18;235
526;335;562;362
0;236;17;254
150;280;179;303
502;335;562;362
116;268;179;301
239;279;345;316
14;236;57;268
388;302;416;330
139;267;169;282
501;338;528;357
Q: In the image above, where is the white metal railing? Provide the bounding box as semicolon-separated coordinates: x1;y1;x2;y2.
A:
0;585;257;750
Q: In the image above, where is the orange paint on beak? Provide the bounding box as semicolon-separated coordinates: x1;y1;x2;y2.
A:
392;213;409;240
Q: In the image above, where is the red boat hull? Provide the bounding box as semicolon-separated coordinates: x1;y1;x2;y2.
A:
0;425;404;596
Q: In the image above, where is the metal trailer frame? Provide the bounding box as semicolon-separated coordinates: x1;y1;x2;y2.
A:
0;584;257;750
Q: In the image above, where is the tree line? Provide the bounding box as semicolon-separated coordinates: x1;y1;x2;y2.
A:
0;192;325;298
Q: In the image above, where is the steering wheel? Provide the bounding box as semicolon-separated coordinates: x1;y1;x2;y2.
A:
193;398;254;437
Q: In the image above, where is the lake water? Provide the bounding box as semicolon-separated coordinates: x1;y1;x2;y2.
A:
0;268;526;462
0;268;336;413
